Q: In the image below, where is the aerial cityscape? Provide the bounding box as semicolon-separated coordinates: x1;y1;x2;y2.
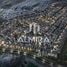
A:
0;0;67;67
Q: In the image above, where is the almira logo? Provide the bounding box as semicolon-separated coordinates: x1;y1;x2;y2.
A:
18;22;51;46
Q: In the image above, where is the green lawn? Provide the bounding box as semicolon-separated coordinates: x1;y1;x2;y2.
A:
27;63;38;67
